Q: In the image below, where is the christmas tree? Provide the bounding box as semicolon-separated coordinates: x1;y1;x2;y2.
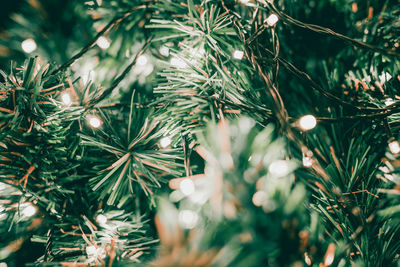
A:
0;0;399;266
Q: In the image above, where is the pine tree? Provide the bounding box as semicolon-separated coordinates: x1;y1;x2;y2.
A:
0;0;399;266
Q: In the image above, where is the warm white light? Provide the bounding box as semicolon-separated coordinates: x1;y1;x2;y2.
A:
21;38;37;53
96;36;110;50
265;14;279;26
137;55;148;66
385;98;395;106
299;115;317;131
180;179;195;196
233;50;244;60
22;204;37;217
239;0;250;4
324;254;334;266
178;210;198;229
88;115;102;128
389;140;400;154
252;191;268;207
96;214;107;225
269;160;290;177
159;46;170;57
61;92;72;105
86;245;97;256
159;136;172;148
302;156;313;167
0;262;7;267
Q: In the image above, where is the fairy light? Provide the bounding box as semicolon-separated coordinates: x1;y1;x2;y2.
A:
298;115;317;131
96;36;110;50
388;140;400;154
0;262;7;267
21;38;37;53
268;160;290;177
239;0;250;4
170;57;187;68
302;156;313;167
137;55;148;66
385;98;395;106
60;92;72;106
179;179;195;196
265;14;279;27
87;115;102;128
233;50;244;60
159;136;172;148
178;210;198;229
159;46;170;57
96;214;107;225
22;204;37;217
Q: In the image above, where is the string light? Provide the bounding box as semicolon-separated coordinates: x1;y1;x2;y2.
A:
385;98;395;106
96;214;107;225
22;204;37;217
159;46;170;57
268;160;290;177
180;179;195;196
159;136;172;148
21;38;37;53
87;115;102;128
178;210;198;229
137;55;148;66
252;191;268;207
265;14;279;27
170;57;188;68
233;50;244;60
96;36;110;50
302;156;313;167
86;245;97;256
298;114;317;131
60;92;72;106
388;140;400;154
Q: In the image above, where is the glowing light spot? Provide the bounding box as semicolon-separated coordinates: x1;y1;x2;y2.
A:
159;136;172;148
96;214;107;225
137;55;148;66
233;50;244;60
61;92;72;106
170;57;187;68
86;245;97;256
265;14;279;27
388;140;400;154
21;38;37;53
299;115;317;131
180;179;195;196
22;204;37;217
269;160;290;177
302;156;313;167
178;210;198;229
159;46;170;57
87;115;102;128
239;0;250;4
96;36;110;50
252;191;268;206
385;98;395;106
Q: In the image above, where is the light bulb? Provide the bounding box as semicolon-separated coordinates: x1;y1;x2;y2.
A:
96;214;107;225
96;36;110;50
265;14;279;27
269;160;290;177
87;115;102;128
299;115;317;131
233;50;244;60
137;55;148;66
302;156;313;167
159;136;172;148
178;210;198;229
388;140;400;154
60;92;72;106
385;98;395;106
21;38;37;53
86;245;97;256
170;57;187;68
180;179;195;196
22;204;37;217
159;46;170;57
